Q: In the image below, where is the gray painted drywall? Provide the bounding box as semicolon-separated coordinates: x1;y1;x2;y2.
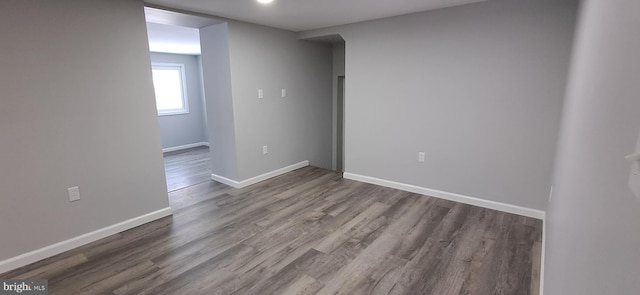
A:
544;1;640;294
227;21;333;180
200;23;239;180
300;0;578;210
0;0;170;261
200;20;333;181
333;44;345;77
196;55;209;135
150;52;208;149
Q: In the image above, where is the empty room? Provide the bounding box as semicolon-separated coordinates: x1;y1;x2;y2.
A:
0;0;638;294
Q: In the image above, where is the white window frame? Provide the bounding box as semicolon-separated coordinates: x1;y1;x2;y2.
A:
151;62;189;116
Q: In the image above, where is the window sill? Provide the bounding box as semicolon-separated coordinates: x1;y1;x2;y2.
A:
158;110;190;116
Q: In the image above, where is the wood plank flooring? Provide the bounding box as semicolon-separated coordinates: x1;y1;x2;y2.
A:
1;167;542;294
163;146;212;192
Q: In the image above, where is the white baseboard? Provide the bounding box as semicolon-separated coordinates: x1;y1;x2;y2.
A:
343;172;545;220
0;207;173;274
162;142;209;153
211;160;309;189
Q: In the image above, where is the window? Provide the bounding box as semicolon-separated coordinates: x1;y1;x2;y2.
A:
151;63;189;116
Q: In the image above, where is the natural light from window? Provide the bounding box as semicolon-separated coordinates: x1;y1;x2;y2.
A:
151;63;189;115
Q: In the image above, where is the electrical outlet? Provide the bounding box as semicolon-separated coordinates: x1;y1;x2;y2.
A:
263;145;268;155
418;152;425;163
68;186;80;202
281;88;286;98
258;89;264;99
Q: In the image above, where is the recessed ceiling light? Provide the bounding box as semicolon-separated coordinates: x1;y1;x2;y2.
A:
257;0;273;4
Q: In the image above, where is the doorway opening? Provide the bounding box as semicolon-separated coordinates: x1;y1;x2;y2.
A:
337;75;345;172
144;6;222;192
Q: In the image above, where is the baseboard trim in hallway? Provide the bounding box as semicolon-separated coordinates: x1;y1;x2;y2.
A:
343;172;545;220
211;160;309;188
0;207;173;274
162;142;210;153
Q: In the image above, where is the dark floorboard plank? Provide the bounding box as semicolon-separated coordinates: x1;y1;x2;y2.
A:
389;203;473;294
163;146;212;192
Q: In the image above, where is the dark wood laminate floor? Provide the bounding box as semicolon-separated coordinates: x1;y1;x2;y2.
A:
1;167;542;294
163;146;212;192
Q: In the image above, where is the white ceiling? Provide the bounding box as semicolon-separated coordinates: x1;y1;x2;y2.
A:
144;0;489;55
146;22;201;55
145;7;224;55
145;0;489;32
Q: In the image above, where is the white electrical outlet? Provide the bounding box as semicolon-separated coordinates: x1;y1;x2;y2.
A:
68;186;80;202
627;131;640;199
263;145;268;155
258;89;264;99
418;152;425;163
281;88;286;98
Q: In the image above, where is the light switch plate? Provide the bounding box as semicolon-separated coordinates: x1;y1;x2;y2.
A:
628;130;640;199
68;186;80;202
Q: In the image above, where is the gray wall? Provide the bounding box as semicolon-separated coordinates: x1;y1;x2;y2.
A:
200;23;239;180
544;1;640;294
201;20;333;181
0;0;170;261
150;52;208;150
301;0;578;210
228;21;333;180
